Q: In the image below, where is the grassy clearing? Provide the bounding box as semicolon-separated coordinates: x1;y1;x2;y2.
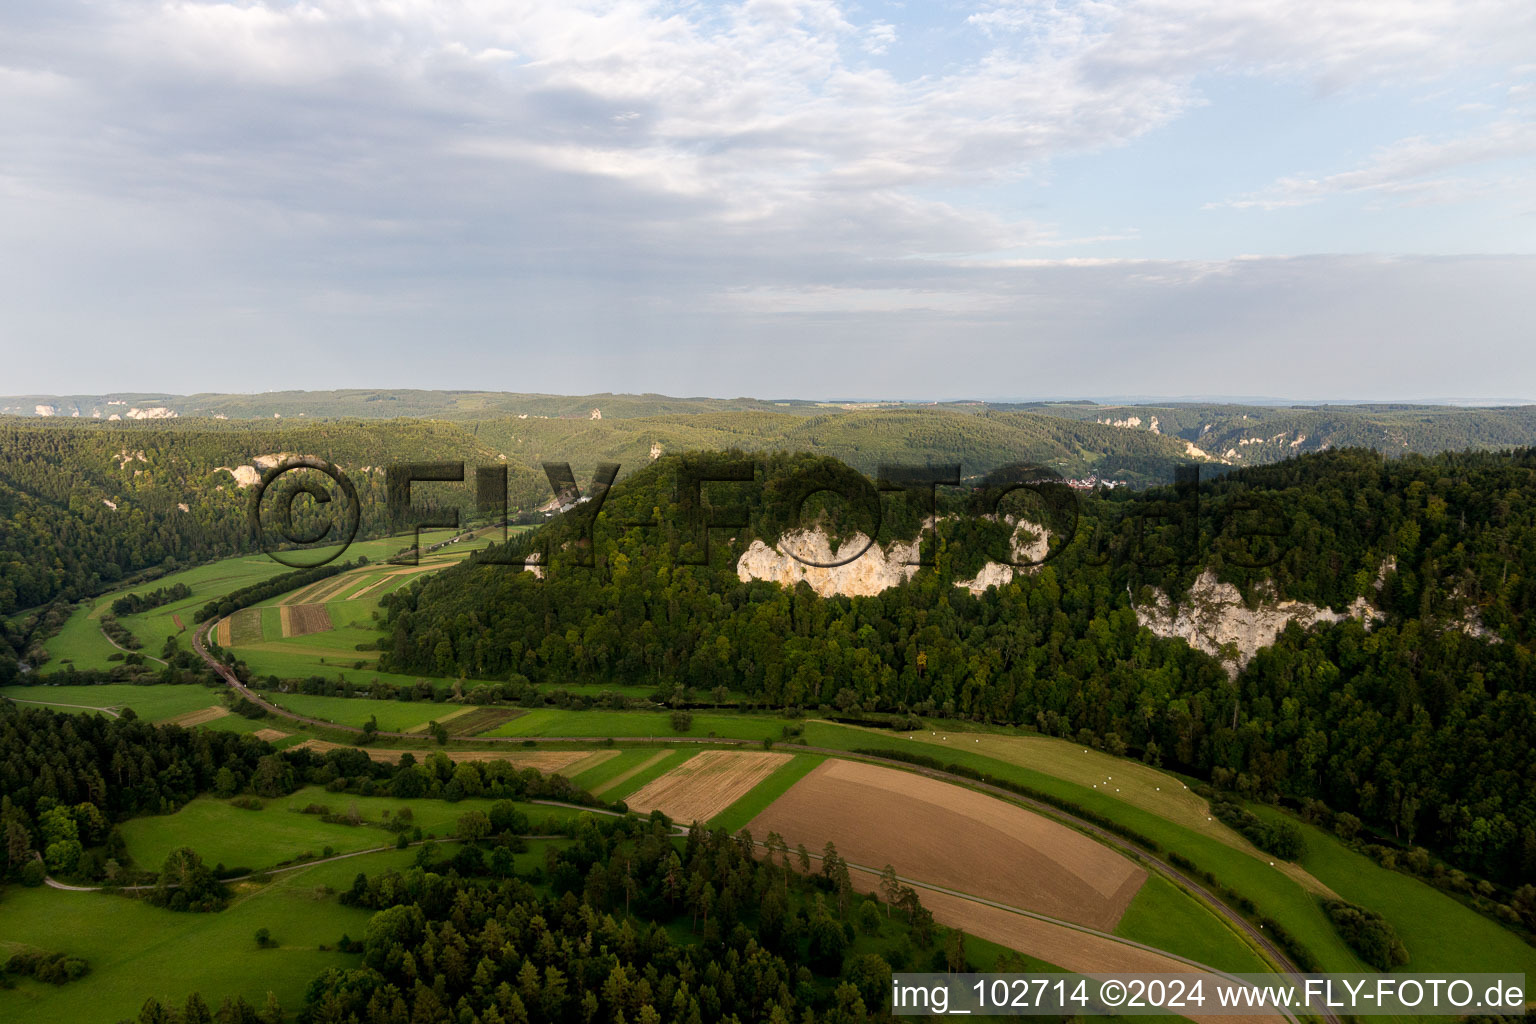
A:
118;785;589;874
253;691;455;731
482;708;789;740
1114;872;1271;973
709;755;823;834
1246;805;1536;976
1;683;223;723
0;847;389;1024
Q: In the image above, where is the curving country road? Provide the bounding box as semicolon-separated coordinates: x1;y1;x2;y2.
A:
192;618;1334;1024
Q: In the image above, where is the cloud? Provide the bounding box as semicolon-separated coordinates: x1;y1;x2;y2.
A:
1214;119;1536;209
0;1;1531;397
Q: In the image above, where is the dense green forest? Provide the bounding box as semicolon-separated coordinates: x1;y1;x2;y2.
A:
379;449;1536;886
8;395;1535;624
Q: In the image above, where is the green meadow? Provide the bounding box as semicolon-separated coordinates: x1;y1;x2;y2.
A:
1114;872;1271;973
0;845;420;1024
1246;805;1536;976
482;708;792;740
251;690;462;731
117;785;588;873
39;529;484;674
0;683;223;723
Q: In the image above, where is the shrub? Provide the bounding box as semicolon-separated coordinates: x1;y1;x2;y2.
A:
1323;900;1409;970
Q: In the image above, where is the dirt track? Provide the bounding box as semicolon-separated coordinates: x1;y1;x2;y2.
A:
626;750;789;823
749;758;1145;931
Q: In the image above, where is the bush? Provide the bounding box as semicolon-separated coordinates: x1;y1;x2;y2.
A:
669;711;693;732
229;797;263;810
1323;900;1409;970
5;950;90;985
1209;797;1306;861
20;861;45;887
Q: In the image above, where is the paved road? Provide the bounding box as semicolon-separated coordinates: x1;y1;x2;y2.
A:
192;617;1334;1023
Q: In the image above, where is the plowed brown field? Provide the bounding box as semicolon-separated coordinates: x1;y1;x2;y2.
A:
281;604;333;637
748;759;1145;931
625;750;790;824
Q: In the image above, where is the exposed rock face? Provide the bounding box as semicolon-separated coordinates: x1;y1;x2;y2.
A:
650;441;663;461
1137;570;1377;676
126;406;177;419
215;465;261;488
737;528;920;597
34;404;56;417
213;454;302;488
954;518;1051;595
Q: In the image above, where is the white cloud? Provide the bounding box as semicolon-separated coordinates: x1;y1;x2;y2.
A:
1215;119;1536;209
0;0;1531;397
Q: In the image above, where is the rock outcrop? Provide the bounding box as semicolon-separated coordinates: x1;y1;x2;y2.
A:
1137;570;1377;676
737;528;920;597
954;518;1051;595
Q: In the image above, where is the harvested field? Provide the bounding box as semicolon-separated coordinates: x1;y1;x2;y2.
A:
293;740;596;771
171;614;184;631
625;750;791;824
252;728;290;742
561;750;621;777
446;706;522;736
215;617;232;646
348;565;441;600
591;749;675;797
165;705;231;728
280;603;333;638
748;759;1146;931
228;607;264;645
402;706;477;734
859;873;1279;1024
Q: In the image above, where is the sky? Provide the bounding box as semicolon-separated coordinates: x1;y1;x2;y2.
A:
1;0;1534;401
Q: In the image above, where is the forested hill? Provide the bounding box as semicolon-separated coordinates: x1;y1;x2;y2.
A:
0;419;545;621
381;448;1536;885
1027;401;1536;465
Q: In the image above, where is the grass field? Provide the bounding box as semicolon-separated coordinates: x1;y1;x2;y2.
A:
1114;872;1271;973
1246;805;1536;976
1;683;224;723
39;529;483;675
0;844;427;1024
482;708;791;740
253;691;464;731
118;785;590;874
